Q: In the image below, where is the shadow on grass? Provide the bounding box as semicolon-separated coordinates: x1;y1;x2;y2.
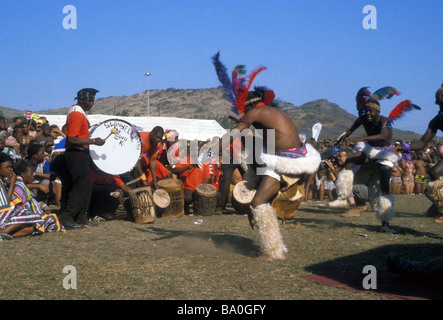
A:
301;243;443;300
134;226;260;258
289;208;443;240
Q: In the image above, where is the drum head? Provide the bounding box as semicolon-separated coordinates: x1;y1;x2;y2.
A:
196;183;217;196
158;178;182;189
233;181;256;204
89;119;142;175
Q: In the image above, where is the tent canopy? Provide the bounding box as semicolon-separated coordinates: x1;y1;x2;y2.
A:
40;114;227;141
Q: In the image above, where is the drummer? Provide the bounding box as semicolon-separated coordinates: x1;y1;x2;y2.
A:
57;88;105;230
137;126;170;189
172;141;211;215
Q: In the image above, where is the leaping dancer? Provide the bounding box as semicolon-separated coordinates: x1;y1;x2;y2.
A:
203;52;320;260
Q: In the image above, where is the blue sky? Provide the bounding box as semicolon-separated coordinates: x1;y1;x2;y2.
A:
1;1;442;136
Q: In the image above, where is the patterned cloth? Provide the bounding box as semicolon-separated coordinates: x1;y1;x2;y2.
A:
0;207;44;230
391;176;402;186
415;174;430;184
0;179;44;230
12;177;65;232
276;144;308;159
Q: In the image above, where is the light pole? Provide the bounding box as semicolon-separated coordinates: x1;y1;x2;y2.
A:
144;72;152;117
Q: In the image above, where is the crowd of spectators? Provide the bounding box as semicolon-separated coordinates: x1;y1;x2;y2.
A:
302;136;442;203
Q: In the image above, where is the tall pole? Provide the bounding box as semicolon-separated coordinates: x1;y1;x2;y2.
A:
144;72;152;117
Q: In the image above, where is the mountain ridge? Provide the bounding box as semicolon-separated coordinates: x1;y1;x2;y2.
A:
0;87;421;142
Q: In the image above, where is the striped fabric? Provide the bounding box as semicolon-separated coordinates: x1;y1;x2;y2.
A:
0;207;44;230
11;177;65;232
0;180;11;213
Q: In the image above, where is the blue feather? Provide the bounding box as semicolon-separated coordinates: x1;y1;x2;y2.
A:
212;52;237;114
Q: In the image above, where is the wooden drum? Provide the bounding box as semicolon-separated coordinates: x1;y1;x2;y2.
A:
194;183;217;216
231;180;256;216
128;186;156;224
157;178;185;217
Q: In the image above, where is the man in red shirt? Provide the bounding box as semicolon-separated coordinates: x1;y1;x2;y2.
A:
58;88;105;230
172;155;211;215
136;126;166;189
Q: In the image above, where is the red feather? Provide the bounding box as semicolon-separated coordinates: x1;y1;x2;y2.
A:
387;100;421;125
235;66;267;117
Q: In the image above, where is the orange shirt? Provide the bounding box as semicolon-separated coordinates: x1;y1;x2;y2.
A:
140;159;170;183
65;108;89;148
175;156;210;190
139;131;163;158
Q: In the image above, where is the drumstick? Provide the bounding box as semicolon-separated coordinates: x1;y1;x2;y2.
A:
104;128;118;141
125;176;143;186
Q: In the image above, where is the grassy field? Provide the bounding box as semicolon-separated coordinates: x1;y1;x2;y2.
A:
1;193;442;303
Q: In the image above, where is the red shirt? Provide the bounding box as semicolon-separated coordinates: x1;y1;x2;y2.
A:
139;131;163;158
66;107;89;148
175;156;210;190
140;158;170;183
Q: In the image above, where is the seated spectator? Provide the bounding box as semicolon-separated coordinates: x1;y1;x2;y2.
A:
37;123;55;144
0;117;8;135
0;136;4;153
27;119;38;140
0;153;44;239
25;143;56;203
49;124;66;143
3;135;21;163
12;123;29;145
12;160;65;233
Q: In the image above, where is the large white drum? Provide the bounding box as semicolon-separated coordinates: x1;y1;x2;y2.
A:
89;119;142;175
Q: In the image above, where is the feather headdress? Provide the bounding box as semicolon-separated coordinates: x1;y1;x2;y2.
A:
356;87;371;117
387;100;421;125
212;52;267;117
212;52;236;108
354;85;419;126
370;86;401;101
355;85;400;116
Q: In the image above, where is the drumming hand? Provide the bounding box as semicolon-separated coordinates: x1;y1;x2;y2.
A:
93;138;106;146
141;179;150;187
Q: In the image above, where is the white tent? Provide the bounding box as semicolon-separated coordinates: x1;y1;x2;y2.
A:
40;114;227;141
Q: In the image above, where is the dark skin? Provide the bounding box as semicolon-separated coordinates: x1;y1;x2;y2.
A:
205;103;301;208
0;161;34;238
339;105;392;170
347;105;392;147
396;89;443;180
136;131;164;190
26;147;50;195
66;99;105;148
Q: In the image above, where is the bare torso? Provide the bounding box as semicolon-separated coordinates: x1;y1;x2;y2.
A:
241;106;301;152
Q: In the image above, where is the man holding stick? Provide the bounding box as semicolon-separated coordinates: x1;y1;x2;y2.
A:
55;88;105;230
204;53;320;260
